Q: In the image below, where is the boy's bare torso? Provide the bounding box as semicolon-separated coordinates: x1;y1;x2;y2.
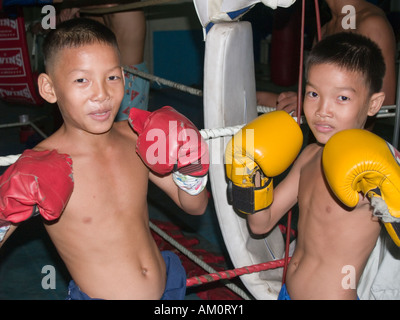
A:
285;144;381;299
36;121;166;300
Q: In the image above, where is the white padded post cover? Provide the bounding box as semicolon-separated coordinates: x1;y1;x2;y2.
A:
203;22;285;300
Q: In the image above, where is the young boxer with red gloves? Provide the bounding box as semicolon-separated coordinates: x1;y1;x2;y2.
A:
0;18;208;299
226;32;396;299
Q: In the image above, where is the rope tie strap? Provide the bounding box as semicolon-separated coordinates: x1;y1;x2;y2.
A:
200;125;244;140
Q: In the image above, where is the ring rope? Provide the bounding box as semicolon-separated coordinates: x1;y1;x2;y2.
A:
200;125;244;140
0;123;255;166
124;66;397;119
0;122;241;166
0;155;21;167
79;0;184;16
0;116;48;140
186;258;289;288
1;104;397;166
149;221;252;299
124;66;203;97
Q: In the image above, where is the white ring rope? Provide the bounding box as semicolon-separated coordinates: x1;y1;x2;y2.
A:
79;0;183;15
123;66;396;119
200;125;244;140
0;155;21;167
124;66;203;97
0;125;240;166
0;104;396;166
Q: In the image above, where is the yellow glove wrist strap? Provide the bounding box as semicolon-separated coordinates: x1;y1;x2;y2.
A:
228;177;273;215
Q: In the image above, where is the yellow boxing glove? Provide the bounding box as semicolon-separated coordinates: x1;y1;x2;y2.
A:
322;129;400;246
225;111;303;214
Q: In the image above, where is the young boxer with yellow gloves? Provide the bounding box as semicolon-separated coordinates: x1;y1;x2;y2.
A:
226;32;399;300
0;18;208;299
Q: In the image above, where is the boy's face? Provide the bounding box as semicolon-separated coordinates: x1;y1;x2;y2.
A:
303;63;384;145
39;42;124;135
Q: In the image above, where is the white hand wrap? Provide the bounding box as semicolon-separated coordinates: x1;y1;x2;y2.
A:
0;224;10;242
172;171;208;196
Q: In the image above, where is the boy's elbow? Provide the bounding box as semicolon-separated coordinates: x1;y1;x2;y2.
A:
247;216;273;236
249;224;273;237
189;204;207;216
193;195;208;216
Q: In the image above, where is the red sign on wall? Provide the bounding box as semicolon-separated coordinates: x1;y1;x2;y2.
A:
0;9;43;105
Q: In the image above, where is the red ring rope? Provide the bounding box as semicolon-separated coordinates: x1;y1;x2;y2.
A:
282;0;322;285
186;258;290;288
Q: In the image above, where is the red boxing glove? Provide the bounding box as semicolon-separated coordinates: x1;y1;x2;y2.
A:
0;149;74;224
129;106;209;177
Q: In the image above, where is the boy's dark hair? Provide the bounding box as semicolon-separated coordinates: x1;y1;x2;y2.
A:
306;32;386;95
43;18;120;71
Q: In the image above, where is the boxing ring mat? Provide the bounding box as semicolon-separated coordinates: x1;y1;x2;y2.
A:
204;22;285;300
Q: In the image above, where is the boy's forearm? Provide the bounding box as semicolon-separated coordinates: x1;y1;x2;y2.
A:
247;209;274;236
177;188;208;216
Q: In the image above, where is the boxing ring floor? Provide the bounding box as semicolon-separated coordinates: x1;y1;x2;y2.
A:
0;77;397;300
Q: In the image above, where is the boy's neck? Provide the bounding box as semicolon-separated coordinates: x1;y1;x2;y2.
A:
60;123;116;152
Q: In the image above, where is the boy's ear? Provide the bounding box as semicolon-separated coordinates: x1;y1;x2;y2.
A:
37;73;57;104
367;92;386;117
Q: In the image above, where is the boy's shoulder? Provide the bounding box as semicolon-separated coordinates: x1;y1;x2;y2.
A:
32;131;61;152
293;143;322;170
357;3;392;30
299;143;322;160
33;120;136;153
113;119;137;140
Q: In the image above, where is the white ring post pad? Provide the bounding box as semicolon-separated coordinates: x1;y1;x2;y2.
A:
204;22;285;299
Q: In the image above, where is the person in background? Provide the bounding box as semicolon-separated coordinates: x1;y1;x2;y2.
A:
256;0;396;115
